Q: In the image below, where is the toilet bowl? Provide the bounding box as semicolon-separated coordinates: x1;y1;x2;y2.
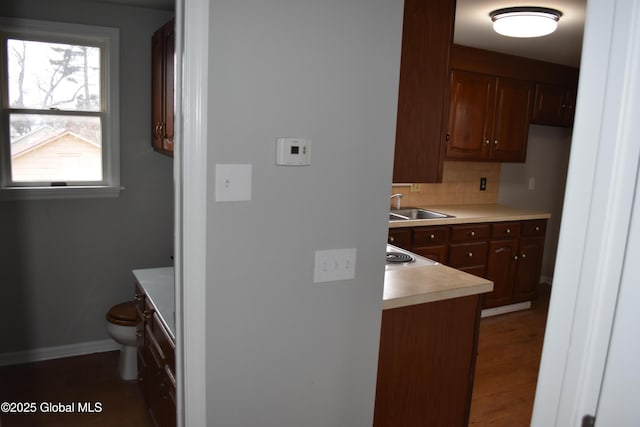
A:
106;301;138;381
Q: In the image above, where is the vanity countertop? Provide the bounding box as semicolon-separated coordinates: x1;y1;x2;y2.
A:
133;266;175;339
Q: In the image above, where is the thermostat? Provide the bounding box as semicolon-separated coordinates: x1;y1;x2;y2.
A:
276;137;311;166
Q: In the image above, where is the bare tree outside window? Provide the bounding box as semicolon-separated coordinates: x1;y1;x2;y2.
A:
6;39;103;183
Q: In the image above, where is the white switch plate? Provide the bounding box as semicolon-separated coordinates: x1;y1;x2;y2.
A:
528;177;536;190
314;248;357;283
276;137;311;166
215;164;252;202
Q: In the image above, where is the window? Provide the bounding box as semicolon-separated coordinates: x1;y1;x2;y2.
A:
0;18;119;199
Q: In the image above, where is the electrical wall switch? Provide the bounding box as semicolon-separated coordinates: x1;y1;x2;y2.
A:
215;164;252;202
480;177;487;191
276;137;311;166
314;248;357;283
528;177;536;190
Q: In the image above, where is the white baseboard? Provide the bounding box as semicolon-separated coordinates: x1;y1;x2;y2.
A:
0;339;120;367
481;301;532;318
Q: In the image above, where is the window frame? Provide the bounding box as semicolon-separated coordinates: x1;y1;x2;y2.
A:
0;17;120;200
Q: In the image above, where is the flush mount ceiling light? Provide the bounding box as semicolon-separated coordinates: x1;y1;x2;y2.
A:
490;7;563;38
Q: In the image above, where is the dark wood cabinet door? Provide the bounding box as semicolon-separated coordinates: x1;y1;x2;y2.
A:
513;237;544;302
490;78;532;162
162;23;175;153
484;239;518;308
531;82;577;127
445;70;494;161
151;28;165;152
151;19;175;157
374;295;481;427
531;82;566;125
392;0;455;183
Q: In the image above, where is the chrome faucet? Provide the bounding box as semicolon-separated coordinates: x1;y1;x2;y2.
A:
390;193;403;210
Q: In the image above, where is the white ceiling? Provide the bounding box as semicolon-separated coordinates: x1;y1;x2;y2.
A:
454;0;586;67
95;0;586;68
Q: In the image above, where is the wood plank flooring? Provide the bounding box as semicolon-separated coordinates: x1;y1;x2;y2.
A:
0;351;152;427
468;284;551;426
0;287;550;427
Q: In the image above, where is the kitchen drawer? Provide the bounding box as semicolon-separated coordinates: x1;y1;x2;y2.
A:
491;222;521;239
412;226;449;246
412;246;448;264
521;219;547;236
388;228;411;249
449;242;488;268
450;224;490;242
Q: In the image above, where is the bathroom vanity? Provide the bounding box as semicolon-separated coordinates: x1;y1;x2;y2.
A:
134;267;175;427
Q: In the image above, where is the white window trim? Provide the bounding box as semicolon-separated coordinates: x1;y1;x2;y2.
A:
0;17;120;200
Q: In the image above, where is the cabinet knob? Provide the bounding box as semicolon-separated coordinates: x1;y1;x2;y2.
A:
506;229;511;234
388;236;395;242
484;139;490;145
136;330;143;337
429;234;435;240
467;252;473;257
521;253;527;259
469;231;475;237
535;226;540;231
493;139;498;145
514;255;519;261
143;310;152;320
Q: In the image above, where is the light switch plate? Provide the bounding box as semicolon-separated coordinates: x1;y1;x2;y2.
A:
215;164;252;202
314;248;357;283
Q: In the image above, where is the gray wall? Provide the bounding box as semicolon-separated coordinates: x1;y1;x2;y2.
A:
499;124;573;281
0;0;174;354
202;0;403;425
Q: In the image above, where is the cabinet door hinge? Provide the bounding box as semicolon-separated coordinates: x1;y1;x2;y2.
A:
582;414;596;427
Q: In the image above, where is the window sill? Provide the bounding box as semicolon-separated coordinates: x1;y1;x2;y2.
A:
0;185;124;201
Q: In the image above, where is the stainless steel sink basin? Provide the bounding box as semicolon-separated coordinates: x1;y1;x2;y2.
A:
389;208;455;221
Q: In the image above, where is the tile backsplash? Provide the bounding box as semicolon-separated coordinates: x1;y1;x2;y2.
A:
391;161;500;207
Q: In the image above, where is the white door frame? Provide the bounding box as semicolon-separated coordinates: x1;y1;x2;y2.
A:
532;0;640;425
175;0;209;425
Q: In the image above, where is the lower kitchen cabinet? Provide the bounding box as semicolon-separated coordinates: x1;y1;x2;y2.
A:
135;283;176;427
388;218;547;309
374;294;482;426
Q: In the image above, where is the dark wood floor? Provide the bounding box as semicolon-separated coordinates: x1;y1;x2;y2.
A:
468;284;551;426
0;288;550;427
0;351;152;427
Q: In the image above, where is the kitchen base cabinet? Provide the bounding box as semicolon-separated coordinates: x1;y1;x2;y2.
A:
374;294;482;427
484;220;546;308
136;283;176;427
388;218;547;310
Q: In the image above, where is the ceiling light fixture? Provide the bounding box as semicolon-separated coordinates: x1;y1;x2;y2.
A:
490;7;563;38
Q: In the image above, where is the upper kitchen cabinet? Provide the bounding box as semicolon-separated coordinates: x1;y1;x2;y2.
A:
445;70;532;162
151;19;175;157
392;0;455;183
446;45;579;162
531;82;577;127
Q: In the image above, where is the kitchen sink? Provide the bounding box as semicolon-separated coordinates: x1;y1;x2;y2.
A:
389;208;455;221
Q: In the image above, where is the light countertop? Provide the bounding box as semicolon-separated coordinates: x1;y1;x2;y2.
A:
388;203;551;228
133;266;175;339
383;251;493;310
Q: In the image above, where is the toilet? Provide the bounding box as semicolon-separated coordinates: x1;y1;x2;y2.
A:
106;301;138;381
